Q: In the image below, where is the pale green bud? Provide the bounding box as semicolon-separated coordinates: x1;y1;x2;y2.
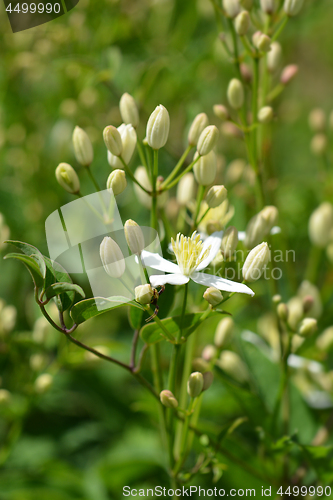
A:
124;219;145;255
277;303;289;322
235;10;250;36
287;296;303;331
213;104;229;121
267;42;282;73
146;104;170;150
308;108;326;132
242;242;270;282
260;0;275;14
100;236;126;278
197;125;219;156
30;353;46;371
308;202;333;247
188;113;209;146
221;226;238;259
193;151;217;186
214;317;234;348
311;134;328;156
0;389;11;404
258;106;273;124
108;123;137;169
227;79;244;110
107;169;127;196
119;92;139;128
0;305;16;333
284;0;304;16
160;390;178;409
272;294;282;304
244;205;278;248
316;327;333;351
187;372;204;398
206;185;228;209
254;32;271;52
177;173;196;205
225;159;246;185
203;287;223;307
135;284;155;305
202;344;218;362
72;126;93;167
55;163;80;194
223;0;241;18
217;351;248;383
35;373;53;393
298;318;317;337
202;371;214;391
280;65;298;85
103;125;123;156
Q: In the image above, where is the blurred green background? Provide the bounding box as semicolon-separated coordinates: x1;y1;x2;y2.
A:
1;0;333;498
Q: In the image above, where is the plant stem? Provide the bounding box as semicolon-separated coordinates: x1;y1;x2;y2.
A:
163;145;193;186
162;155;201;190
193;185;205;230
120;157;151;194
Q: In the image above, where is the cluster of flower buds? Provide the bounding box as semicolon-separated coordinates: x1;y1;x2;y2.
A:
308;107;333;158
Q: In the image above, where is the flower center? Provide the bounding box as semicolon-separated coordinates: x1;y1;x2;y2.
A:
171;231;210;277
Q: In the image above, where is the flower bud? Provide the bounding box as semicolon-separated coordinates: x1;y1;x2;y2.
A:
103;125;123;156
284;0;304;16
260;0;275;14
302;295;314;314
272;294;282;304
242;242;270;282
221;121;243;138
187;372;204;398
280;65;298;85
107;169;127;195
310;134;328;156
308;202;333;248
35;373;53;393
298;318;317;337
267;42;282;73
135;284;155;305
124;219;145;255
225;159;246;184
214;317;234;348
72;126;93;167
217;351;248;383
55;163;80;194
108;123;137;169
287;296;303;331
240;63;252;83
119;92;139;128
223;0;241;18
100;236;126;278
203;287;223;307
254;32;271;52
235;10;250;36
316;326;333;351
221;226;238;259
197;125;219;156
1;305;16;333
244;206;278;248
227;79;244;110
277;303;289;322
206;185;228;209
177;173;196;205
258;106;273;124
213;104;229;121
0;389;11;404
202;371;214;391
202;345;218;362
160;389;178;409
146;104;170;150
188;113;209;146
193;151;217;186
308;108;326;132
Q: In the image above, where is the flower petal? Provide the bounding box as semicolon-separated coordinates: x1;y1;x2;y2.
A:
150;273;190;287
196;231;223;271
191;271;254;296
141;250;180;273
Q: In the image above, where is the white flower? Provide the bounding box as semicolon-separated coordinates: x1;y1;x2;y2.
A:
141;231;254;295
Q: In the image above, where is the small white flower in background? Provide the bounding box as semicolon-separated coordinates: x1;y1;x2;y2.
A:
107;123;137;169
141;231;254;295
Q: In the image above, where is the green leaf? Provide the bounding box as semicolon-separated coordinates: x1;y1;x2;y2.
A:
42;257;76;312
44;282;85;301
4;253;44;288
217;417;248;445
5;240;46;279
140;311;215;345
70;297;145;325
128;306;144;330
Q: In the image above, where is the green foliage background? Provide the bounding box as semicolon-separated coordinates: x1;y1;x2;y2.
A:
1;0;333;498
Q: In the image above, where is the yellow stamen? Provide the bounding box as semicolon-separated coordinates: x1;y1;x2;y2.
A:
171;231;211;277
